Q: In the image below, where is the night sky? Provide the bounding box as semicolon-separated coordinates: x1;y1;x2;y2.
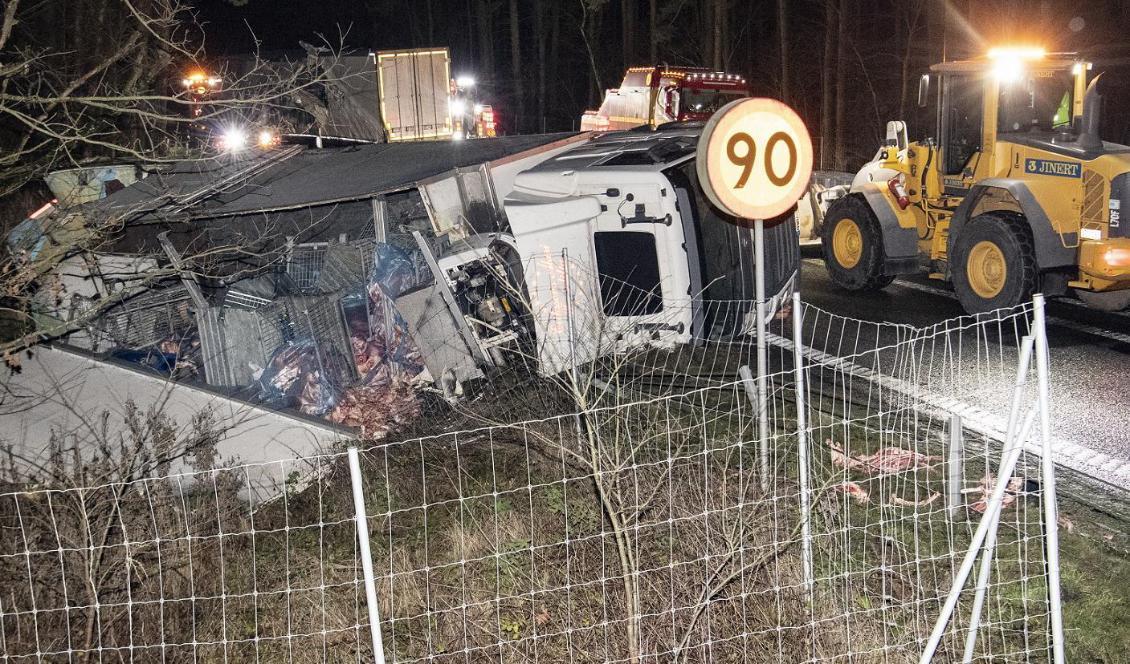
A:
194;0;476;57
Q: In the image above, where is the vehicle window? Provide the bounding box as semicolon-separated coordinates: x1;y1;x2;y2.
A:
998;70;1074;133
593;231;664;316
943;75;982;174
681;88;746;114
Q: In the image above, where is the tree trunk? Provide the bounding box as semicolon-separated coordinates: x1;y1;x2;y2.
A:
712;0;723;71
777;0;788;103
926;0;946;65
621;0;634;68
536;0;546;132
649;0;658;62
549;0;561;125
476;0;494;80
833;0;848;170
701;1;712;68
898;2;923;121
509;0;523;132
580;0;605;105
820;0;835;168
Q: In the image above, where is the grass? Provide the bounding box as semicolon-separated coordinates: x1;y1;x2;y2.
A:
4;373;1130;662
1057;501;1130;663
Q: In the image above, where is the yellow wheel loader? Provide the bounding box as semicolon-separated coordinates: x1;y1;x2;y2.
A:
821;47;1130;313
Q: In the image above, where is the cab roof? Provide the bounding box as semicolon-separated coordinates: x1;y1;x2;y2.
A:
520;124;703;173
930;55;1083;74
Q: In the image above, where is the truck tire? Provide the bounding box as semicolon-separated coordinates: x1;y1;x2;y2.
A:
820;195;894;291
951;212;1037;314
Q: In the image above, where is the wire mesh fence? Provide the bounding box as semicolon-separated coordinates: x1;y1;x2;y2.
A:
0;287;1063;662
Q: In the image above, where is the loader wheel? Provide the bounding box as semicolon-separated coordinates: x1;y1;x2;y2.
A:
821;195;894;291
951;212;1037;314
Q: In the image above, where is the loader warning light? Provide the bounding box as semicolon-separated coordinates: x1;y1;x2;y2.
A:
988;46;1045;82
987;46;1046;61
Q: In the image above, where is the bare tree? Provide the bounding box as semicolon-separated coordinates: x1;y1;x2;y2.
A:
897;1;927;121
0;0;342;200
649;0;658;62
579;0;608;104
509;0;524;132
777;0;789;103
0;0;348;365
833;0;849;170
820;0;835;168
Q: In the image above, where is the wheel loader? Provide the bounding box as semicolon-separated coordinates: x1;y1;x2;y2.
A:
821;47;1130;313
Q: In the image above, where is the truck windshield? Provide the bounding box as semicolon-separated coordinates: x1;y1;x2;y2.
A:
681;88;745;114
998;70;1075;133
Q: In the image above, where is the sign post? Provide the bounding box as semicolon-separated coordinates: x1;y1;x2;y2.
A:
696;98;813;491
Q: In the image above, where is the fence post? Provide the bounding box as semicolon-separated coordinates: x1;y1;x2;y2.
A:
1032;294;1066;664
347;447;387;664
789;291;814;598
946;414;963;520
753;218;770;493
919;331;1037;664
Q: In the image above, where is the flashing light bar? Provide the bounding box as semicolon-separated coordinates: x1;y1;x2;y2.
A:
987;46;1046;61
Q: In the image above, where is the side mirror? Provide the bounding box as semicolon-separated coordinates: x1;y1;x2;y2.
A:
918;74;931;108
885;120;909;150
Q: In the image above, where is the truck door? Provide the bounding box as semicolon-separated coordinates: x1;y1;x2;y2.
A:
588;182;692;352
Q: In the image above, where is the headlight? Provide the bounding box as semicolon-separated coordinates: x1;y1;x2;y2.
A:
450;99;467;115
221;129;248;151
257;130;277;147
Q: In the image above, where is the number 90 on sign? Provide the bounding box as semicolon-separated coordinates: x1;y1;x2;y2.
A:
696;98;814;221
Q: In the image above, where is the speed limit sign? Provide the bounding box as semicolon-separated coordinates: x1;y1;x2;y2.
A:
696;97;813;497
696;97;814;221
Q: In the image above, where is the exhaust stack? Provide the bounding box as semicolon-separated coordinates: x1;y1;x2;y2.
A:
1079;73;1104;151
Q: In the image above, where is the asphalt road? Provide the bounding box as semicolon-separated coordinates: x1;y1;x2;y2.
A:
796;253;1130;489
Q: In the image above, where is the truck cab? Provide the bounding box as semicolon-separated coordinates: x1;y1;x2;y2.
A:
821;47;1130;313
581;66;750;132
502;125;797;374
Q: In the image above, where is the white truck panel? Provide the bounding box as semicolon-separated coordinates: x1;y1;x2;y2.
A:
377;48;453;142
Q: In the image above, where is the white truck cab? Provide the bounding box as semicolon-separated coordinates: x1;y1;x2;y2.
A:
503;125;798;375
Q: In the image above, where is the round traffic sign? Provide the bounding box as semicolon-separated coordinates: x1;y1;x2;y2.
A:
696;97;814;221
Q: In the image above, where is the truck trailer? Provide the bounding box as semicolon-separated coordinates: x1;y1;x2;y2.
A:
377;48;455;142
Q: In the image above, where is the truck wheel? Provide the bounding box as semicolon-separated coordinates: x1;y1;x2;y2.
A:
951;212;1037;314
821;195;894;291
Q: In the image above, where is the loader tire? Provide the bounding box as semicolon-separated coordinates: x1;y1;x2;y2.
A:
821;195;894;291
951;212;1037;314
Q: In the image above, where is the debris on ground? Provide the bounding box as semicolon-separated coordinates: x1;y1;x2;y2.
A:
889;491;941;508
835;481;871;504
966;473;1027;514
826;439;942;476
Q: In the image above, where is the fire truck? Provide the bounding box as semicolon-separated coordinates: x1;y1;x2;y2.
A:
580;66;751;131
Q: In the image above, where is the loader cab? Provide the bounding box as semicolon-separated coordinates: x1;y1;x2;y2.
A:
926;49;1090;191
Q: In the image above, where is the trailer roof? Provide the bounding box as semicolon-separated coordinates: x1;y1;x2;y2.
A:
95;133;578;224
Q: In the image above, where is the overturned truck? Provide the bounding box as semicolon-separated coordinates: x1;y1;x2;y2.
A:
398;125;800;389
14;126;799;433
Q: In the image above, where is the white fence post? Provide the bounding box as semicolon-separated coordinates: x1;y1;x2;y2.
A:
790;291;814;598
347;447;387;664
1033;294;1066;664
919;331;1037;663
754;218;770;493
946;414;963;520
